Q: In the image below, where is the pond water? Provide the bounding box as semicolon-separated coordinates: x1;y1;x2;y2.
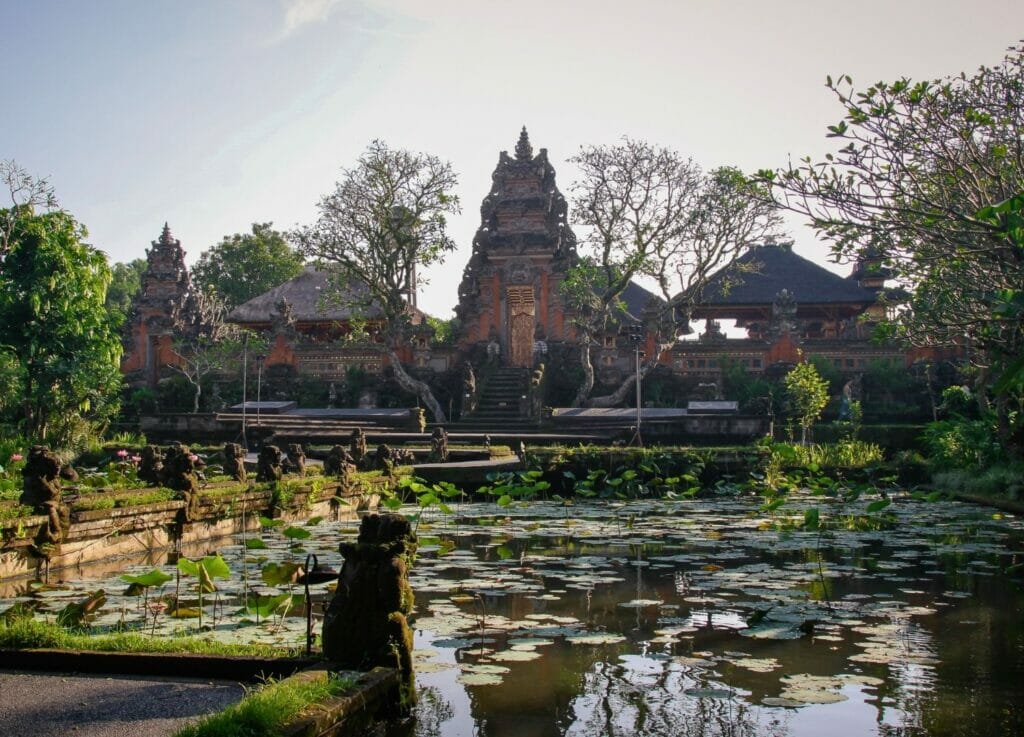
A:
3;492;1023;737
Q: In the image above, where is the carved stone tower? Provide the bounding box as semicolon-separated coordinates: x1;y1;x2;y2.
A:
121;223;201;387
455;128;578;366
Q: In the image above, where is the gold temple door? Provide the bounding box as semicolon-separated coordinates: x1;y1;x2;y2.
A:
507;286;535;367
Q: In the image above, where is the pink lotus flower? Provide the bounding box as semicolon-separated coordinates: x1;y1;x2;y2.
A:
10;453;23;462
131;455;142;464
188;454;199;462
117;449;129;458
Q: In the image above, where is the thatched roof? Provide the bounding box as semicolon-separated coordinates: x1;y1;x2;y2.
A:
228;266;427;325
699;243;877;306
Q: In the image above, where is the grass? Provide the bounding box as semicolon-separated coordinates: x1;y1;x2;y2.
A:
931;462;1024;500
174;672;355;737
0;618;302;657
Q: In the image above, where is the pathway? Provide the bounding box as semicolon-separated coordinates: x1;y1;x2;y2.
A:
0;670;244;737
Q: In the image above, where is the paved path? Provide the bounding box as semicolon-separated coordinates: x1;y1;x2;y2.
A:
0;670;244;737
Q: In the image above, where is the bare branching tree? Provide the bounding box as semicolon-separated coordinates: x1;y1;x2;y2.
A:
566;139;781;407
294;141;460;422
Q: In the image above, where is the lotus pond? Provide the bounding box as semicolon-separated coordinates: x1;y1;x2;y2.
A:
2;491;1023;737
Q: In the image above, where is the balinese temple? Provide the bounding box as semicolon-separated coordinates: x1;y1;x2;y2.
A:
455;127;580;366
225;266;431;379
667;239;906;378
123;131;938;396
121;224;207;385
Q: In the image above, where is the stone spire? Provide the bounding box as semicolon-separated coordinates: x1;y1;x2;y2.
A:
157;222;174;247
515;126;533;161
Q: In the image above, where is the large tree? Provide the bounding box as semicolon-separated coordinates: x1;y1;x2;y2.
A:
0;205;122;443
106;258;147;331
1;159;57;260
565;139;781;407
294;140;460;422
760;43;1024;451
191;222;305;310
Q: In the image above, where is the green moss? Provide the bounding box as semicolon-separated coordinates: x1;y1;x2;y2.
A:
173;672;354;737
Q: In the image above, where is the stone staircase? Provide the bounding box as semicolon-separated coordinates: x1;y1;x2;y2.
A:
448;367;535;431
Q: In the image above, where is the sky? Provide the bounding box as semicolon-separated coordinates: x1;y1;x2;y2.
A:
2;0;1020;319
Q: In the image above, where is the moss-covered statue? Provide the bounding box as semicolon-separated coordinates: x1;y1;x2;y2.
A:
322;513;417;709
138;445;164;485
256;445;283;483
20;445;70;558
285;443;306;476
162;443;200;522
223;442;247;482
349;428;368;469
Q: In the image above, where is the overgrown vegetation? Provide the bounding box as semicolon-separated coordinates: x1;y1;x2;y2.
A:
174;672;354;737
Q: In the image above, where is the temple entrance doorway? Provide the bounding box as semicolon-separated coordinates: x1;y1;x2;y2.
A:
507;286;535;367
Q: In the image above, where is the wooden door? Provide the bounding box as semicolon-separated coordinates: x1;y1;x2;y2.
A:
507;286;535;367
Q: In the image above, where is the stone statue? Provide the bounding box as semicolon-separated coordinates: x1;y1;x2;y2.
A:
487;328;501;363
839;379;856;421
770;289;799;338
256;445;284;484
463;362;476;396
349;428;368;468
322;513;418;709
324;445;356;478
138;445;164;485
328;382;337;408
285;443;306;476
429;427;449;463
20;446;70;557
162;443;200;523
223;442;247;482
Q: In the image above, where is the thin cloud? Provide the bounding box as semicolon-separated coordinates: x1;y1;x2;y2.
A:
281;0;341;37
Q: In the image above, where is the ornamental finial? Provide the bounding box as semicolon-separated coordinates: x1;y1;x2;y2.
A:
515;126;533;161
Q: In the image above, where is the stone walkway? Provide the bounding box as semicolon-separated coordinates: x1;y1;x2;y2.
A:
0;670;244;737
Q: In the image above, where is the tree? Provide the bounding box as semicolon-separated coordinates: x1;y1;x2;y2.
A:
785;361;829;445
166;289;246;413
1;160;57;260
0;206;122;443
565;139;781;406
760;44;1024;450
294;140;460;422
106;258;147;331
191;222;305;310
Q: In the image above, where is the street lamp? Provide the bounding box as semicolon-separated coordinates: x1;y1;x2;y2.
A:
241;334;249;449
255;354;266;436
626;323;644;447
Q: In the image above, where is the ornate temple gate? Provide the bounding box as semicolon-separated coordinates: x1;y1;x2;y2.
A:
507;286;536;367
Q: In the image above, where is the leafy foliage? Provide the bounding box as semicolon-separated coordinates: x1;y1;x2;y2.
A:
785;362;830;444
0;206;122;444
191;222;305;310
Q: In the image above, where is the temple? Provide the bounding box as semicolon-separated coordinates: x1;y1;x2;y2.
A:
121;224;206;385
455;127;579;365
123;131;943;408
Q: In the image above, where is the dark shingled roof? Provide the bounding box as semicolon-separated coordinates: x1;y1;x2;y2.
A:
700;244;877;306
617;280;661;322
228;265;427;324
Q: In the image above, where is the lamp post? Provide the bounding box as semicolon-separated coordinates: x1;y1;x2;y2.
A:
241;334;249;449
627;323;644;447
255;354;266;439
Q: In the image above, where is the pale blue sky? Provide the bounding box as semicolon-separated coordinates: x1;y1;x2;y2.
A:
2;0;1019;318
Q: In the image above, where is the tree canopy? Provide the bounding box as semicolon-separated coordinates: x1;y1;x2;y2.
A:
760;42;1024;452
0;205;122;444
191;222;305;310
294;140;460;422
565;139;780;407
106;258;147;331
